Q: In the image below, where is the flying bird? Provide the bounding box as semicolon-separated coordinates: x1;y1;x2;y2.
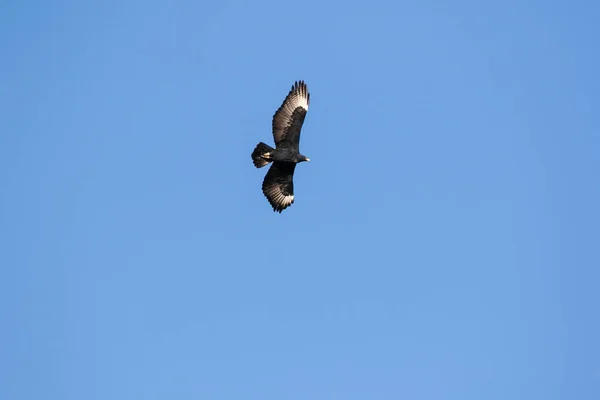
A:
251;80;311;213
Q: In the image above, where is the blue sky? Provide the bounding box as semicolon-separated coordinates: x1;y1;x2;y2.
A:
1;0;599;399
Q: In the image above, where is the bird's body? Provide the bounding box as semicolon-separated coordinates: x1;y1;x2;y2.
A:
251;81;311;213
260;146;307;164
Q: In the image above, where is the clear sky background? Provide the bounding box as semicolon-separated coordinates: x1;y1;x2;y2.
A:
1;1;599;399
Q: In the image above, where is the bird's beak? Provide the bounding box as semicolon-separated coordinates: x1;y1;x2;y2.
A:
305;158;310;162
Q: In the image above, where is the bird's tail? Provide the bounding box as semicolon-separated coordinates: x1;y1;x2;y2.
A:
251;142;274;168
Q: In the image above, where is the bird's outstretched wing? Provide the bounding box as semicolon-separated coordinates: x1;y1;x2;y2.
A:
262;162;296;213
272;81;310;149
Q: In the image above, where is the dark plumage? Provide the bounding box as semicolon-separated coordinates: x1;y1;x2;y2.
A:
251;81;311;213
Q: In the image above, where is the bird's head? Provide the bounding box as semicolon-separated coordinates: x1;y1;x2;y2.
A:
298;154;310;163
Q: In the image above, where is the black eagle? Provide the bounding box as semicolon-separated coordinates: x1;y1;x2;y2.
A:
251;80;311;213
